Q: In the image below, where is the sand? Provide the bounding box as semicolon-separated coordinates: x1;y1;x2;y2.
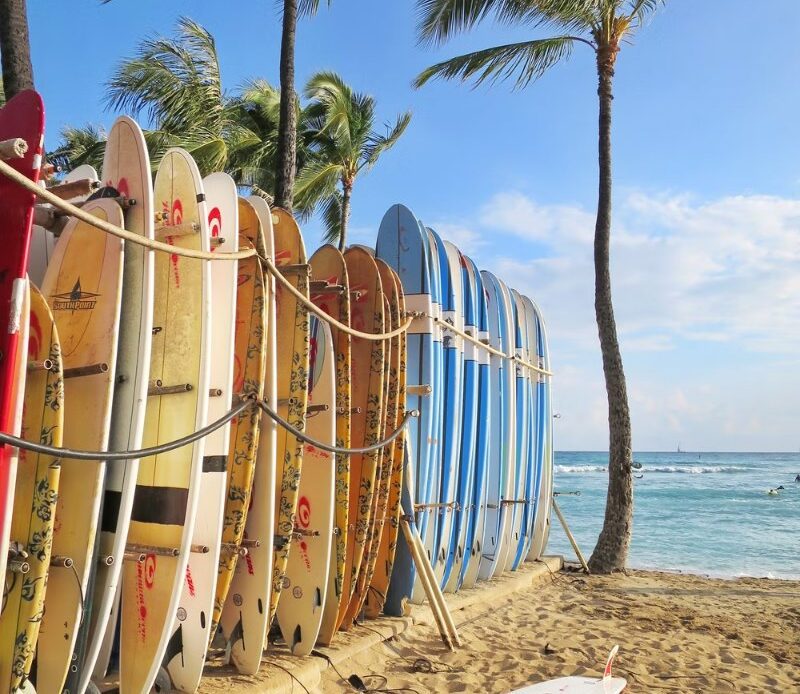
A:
200;560;800;693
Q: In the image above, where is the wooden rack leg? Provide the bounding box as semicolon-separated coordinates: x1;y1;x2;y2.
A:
408;523;462;647
400;519;454;651
552;496;590;574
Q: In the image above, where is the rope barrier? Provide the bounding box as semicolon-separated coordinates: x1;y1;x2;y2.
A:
0;158;256;261
435;317;553;377
0;399;253;460
257;399;417;455
259;254;414;341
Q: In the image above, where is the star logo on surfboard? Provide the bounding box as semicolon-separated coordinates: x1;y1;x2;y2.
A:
51;278;100;311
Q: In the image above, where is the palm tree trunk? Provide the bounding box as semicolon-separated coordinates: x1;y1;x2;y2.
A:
0;0;35;100
338;181;352;252
274;0;297;211
587;43;633;574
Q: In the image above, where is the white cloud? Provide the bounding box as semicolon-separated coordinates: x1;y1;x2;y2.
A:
431;189;800;449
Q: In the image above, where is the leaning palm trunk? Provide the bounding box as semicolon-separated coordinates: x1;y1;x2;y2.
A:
275;0;298;211
338;181;352;251
0;0;34;99
587;43;633;573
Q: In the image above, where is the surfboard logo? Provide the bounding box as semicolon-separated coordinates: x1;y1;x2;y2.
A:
208;206;222;249
51;279;100;311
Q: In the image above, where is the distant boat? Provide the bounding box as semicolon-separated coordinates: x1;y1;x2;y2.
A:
677;443;682;453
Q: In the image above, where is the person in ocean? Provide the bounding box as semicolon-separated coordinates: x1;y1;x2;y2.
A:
767;489;779;495
795;474;800;482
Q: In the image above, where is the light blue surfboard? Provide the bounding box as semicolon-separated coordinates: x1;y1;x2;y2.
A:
443;241;476;592
429;230;463;587
478;271;515;580
457;255;490;590
376;204;435;616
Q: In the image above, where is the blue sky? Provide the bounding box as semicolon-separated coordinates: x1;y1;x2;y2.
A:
26;1;800;450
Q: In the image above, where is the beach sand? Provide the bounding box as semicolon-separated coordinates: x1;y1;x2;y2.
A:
200;560;800;693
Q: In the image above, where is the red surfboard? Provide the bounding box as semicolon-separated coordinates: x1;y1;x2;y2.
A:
0;90;45;581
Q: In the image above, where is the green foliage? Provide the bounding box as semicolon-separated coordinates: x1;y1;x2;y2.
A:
415;0;664;88
295;71;411;245
48;124;107;172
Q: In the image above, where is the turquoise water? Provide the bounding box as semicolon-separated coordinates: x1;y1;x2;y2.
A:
546;451;800;580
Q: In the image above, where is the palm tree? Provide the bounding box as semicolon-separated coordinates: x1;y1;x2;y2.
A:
273;0;331;212
0;0;34;99
295;71;411;250
104;16;259;175
415;0;664;573
48;124;107;172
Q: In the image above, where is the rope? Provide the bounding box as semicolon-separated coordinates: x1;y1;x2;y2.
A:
0;399;252;460
260;254;414;341
0;158;256;261
257;400;417;455
435;317;553;377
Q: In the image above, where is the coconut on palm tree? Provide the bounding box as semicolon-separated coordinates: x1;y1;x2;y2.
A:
294;71;411;251
415;0;664;573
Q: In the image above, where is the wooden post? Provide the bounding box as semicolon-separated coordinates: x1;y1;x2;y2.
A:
552;496;590;574
400;518;454;651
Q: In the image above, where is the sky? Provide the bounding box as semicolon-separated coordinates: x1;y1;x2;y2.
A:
24;0;800;451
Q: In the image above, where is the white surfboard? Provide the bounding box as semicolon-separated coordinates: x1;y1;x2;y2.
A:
512;647;626;693
162;172;238;692
276;317;335;654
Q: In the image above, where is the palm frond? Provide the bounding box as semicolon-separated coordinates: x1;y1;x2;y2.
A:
293;159;342;211
361;111;412;170
415;35;578;89
320;189;344;245
625;0;664;28
298;0;333;18
48;124;107;172
416;1;598;45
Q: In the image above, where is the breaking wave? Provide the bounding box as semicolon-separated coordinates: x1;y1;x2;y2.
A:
555;465;751;474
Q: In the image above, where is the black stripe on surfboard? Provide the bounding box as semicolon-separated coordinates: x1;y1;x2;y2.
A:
102;489;122;533
203;455;227;472
131;486;189;525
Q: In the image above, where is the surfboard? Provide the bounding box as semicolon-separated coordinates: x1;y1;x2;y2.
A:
365;265;407;618
118;148;210;694
428;231;463;588
216;196;275;675
36;199;124;694
160;174;240;692
526;298;553;563
443;241;474;593
276;316;335;654
459;257;491;590
343;256;400;625
0;90;44;585
513;646;626;693
83;115;155;689
268;208;310;626
308;245;352;646
478;271;515;581
29;164;99;288
335;247;385;630
376;204;435;618
510;289;533;571
0;283;58;693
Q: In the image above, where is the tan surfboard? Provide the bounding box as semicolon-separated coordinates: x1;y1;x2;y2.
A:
217;196;276;674
308;245;352;647
36;199;124;694
335;247;385;631
341;266;395;627
276;316;335;654
0;283;62;693
366;267;407;618
207;197;266;643
268;208;310;625
118;148;210;694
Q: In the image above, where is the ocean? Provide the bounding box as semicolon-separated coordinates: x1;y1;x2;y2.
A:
546;451;800;580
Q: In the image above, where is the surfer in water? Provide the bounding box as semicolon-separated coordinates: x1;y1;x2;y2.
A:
795;474;800;482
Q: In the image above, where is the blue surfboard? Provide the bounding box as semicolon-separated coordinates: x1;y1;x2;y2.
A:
376;204;435;616
458;256;491;590
442;241;476;592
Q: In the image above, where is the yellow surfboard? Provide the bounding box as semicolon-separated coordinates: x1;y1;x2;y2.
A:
268;209;310;624
119;148;210;694
365;266;406;619
209;198;267;640
36;200;124;694
336;247;385;632
309;245;352;647
0;284;62;692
